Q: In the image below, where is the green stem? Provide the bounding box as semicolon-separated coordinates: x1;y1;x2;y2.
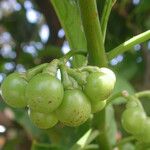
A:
78;0;107;67
78;1;114;149
59;65;81;90
113;136;135;148
93;110;111;150
60;50;87;63
93;90;129;150
107;30;150;60
79;66;100;73
101;0;116;43
42;59;59;76
59;65;73;90
66;67;87;86
26;63;48;81
135;90;150;99
106;90;129;105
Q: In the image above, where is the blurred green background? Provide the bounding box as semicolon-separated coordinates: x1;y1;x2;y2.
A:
0;0;150;149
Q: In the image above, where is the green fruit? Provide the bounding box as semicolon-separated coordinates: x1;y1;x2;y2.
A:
91;100;106;113
26;73;64;113
135;118;150;143
126;97;144;110
142;118;150;143
121;107;146;135
1;73;28;108
56;89;91;127
29;110;58;129
84;68;116;102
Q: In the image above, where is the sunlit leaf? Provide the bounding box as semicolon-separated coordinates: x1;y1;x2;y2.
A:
51;0;87;67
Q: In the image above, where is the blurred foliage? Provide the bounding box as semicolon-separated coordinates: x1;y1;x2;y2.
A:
0;0;150;149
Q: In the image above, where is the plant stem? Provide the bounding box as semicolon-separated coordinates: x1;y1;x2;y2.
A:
101;0;116;43
60;50;87;63
26;63;48;81
113;136;135;148
93;110;111;150
66;67;87;86
135;90;150;99
59;65;73;90
78;0;107;67
107;30;150;60
43;59;60;77
106;90;129;105
70;129;99;150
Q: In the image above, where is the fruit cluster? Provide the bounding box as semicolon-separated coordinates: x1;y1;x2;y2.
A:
122;96;150;143
1;59;116;129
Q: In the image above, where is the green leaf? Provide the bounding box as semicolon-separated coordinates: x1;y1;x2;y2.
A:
71;129;92;150
51;0;87;67
70;129;99;150
85;130;99;145
76;129;92;147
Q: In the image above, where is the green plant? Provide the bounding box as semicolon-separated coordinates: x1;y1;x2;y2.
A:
1;0;150;149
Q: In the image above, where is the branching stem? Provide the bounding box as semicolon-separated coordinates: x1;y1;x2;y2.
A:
107;30;150;60
78;0;107;67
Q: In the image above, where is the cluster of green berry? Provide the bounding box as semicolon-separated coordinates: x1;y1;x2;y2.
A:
122;96;150;143
1;59;116;129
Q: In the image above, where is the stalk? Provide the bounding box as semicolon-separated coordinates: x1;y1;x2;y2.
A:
107;30;150;60
135;90;150;99
101;0;116;43
78;0;107;67
78;1;113;149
